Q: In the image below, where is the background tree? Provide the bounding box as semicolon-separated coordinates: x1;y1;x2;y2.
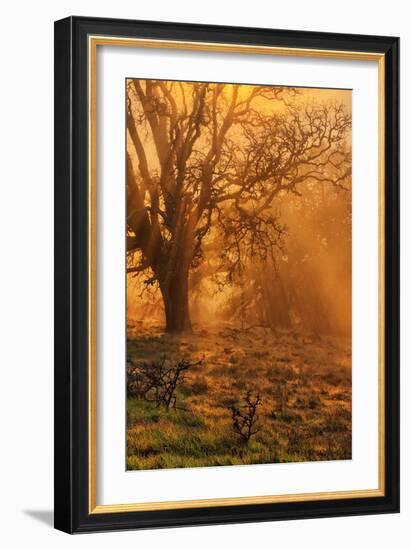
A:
126;80;351;332
221;180;352;336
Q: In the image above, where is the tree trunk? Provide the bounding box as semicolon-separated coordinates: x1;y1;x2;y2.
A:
160;268;192;333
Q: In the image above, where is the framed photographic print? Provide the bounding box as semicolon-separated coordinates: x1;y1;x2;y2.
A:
54;16;399;533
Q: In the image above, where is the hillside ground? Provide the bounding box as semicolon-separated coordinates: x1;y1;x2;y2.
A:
126;322;351;470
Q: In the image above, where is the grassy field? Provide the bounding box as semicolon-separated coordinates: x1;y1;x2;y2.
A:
126;322;351;470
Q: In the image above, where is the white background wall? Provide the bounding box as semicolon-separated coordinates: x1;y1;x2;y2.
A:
0;0;407;547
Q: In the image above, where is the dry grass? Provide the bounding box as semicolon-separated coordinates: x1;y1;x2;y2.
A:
126;322;351;470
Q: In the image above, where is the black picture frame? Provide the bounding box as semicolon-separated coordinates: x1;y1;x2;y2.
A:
54;15;400;534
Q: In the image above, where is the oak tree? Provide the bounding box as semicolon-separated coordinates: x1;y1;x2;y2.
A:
126;80;351;332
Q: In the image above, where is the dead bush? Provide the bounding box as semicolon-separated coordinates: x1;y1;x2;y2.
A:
230;391;262;443
127;356;200;410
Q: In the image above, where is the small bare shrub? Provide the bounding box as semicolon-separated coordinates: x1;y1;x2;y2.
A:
230;391;262;443
127;356;200;410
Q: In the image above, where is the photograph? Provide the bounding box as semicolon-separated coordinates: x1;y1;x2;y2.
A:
52;15;399;533
0;0;405;545
126;79;353;470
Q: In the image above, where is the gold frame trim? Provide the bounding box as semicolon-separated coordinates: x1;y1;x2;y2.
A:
88;35;386;514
